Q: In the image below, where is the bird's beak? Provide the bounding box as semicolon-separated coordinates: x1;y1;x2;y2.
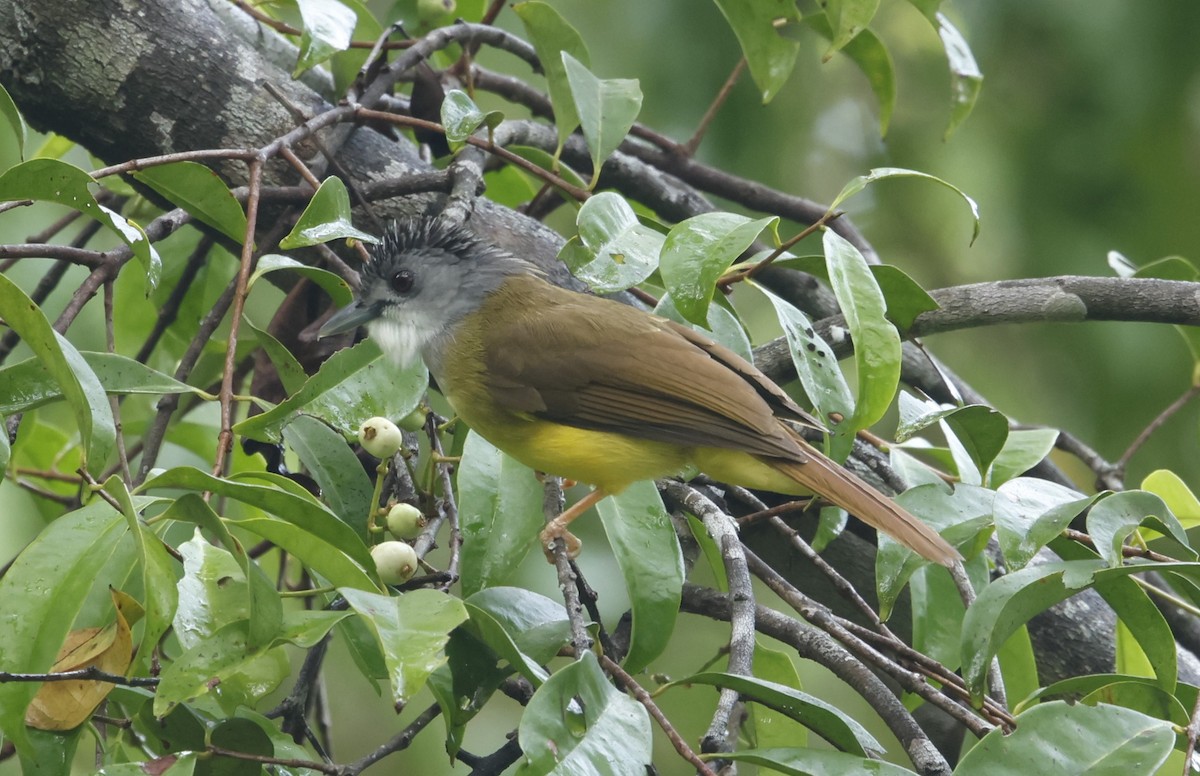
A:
318;300;380;338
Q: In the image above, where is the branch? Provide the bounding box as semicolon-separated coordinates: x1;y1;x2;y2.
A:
680;584;953;775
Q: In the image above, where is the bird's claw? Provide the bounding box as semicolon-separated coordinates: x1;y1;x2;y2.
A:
540;523;582;562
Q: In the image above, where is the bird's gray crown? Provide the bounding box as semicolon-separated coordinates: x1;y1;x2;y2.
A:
356;217;536;369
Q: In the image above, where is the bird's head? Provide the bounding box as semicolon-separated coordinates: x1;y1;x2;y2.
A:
318;217;534;367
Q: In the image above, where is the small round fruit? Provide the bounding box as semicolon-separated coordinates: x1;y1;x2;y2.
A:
416;0;454;23
371;541;418;585
358;417;403;458
386;502;427;540
397;406;429;432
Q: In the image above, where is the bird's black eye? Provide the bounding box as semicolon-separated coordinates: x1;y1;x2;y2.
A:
390;269;415;294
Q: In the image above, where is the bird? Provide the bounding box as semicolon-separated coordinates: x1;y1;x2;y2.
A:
319;216;959;566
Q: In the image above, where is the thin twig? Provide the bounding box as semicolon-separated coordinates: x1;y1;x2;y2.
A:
134;236;213;364
0;667;158;687
1117;384;1200;471
1053;430;1123;491
205;745;339;776
768;515;894;635
1183;684;1200;775
720;210;843;288
684;58;746;156
544;478;593;657
213;159;263;477
343;703;442;775
599;654;717;776
354;107;591;201
423;412;461;591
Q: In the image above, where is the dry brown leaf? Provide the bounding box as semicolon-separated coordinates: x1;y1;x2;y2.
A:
25;588;144;731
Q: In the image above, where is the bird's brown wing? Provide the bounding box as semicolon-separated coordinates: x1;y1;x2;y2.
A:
482;282;806;460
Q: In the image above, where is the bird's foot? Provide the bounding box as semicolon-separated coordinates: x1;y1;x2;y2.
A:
540;521;582;562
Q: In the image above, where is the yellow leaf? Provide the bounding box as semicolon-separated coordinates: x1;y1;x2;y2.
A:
1141;469;1200;528
25;588;139;731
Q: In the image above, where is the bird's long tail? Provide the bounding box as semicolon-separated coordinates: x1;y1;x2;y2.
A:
770;453;960;567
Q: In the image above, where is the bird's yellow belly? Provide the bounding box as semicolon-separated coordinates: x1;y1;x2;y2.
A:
483;417;690;493
445;392;687;493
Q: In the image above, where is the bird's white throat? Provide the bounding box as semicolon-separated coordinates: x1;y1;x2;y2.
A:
368;313;437;368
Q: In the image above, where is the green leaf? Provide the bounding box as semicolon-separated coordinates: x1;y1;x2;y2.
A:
1142;469;1200;528
294;0;357;76
929;12;983;139
1087;491;1188;568
278;176;378;249
132;161;247;243
1017;673;1193;720
660;212;776;326
988;428;1059;486
0;275;117;474
144;466;377;590
154;620;285;716
441;88;485;142
711;0;802;103
339;588;468;706
750;282;854;437
243;316;309;396
0;81;27;158
0;500;128;754
507;144;590;190
170;507;283;653
877;483;993;619
467;587;570;668
282;414;374;538
440;89;503;144
561;53;642;188
719;748;917;776
428;629;510;758
206;718;274;775
823;229;900;432
1115;618;1154;681
0;417;9;472
747;639;808;749
824;0;880;58
655;293;755;364
995;625;1039;711
0;158;162;288
1055;539;1178;696
18;727;84;776
101;478;178;675
993;478;1089;568
248;253;353;307
908;560;966;669
962;560;1098;701
234;338;428;444
955;701;1173;774
559;191;663;293
870;264;938;330
514;1;589;151
457;431;545;596
460;590;568;686
517;652;652;775
595;480;683;672
961;557;1196;700
670;672;884;756
896;394;1007;484
830;166;980;245
0;350;203;415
